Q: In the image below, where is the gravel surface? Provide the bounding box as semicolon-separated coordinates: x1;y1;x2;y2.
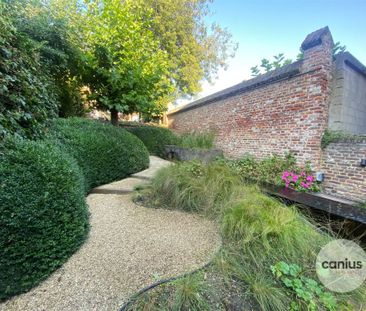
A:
1;157;220;311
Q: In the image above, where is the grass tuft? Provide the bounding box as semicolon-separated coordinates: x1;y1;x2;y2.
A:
178;131;215;150
144;161;240;216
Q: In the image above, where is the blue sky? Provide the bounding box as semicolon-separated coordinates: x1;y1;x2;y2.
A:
179;0;366;103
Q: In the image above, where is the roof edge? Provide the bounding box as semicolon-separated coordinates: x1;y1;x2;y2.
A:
335;51;366;77
168;60;303;116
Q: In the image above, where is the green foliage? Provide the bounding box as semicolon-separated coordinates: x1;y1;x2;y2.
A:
178;131;215;150
222;251;290;311
321;129;355;149
144;161;241;216
219;189;359;311
333;41;347;58
54;0;236;121
124;124;178;158
271;262;338;311
171;274;210;311
0;138;89;300
251;41;346;77
126;273;209;311
281;171;320;193
221;188;328;259
18;1;86;117
0;1;58;139
223;153;298;185
1;0;237;126
250;65;260;77
82;0;174;121
49;118;150;191
146;0;237;95
0;0;87;139
251;53;292;77
132;161;365;310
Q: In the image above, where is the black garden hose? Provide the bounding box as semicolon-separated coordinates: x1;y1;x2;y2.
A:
119;248;221;311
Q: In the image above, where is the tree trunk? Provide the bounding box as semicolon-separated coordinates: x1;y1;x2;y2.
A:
110;108;119;126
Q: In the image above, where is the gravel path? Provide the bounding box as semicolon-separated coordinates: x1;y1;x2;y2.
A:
1;157;221;311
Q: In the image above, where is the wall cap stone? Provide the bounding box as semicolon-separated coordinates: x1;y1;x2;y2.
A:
300;26;332;51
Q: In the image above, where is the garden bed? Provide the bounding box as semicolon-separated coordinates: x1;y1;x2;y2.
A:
127;160;366;311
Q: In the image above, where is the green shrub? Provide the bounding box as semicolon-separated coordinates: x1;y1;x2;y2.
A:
0;138;88;300
178;131;215;149
49;118;149;191
223;153;298;185
124;123;178;158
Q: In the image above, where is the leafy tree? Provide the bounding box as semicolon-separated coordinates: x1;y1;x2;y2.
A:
1;0;237;128
146;0;238;96
81;0;174;125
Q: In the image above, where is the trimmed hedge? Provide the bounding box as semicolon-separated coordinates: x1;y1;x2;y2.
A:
124;124;178;158
0;118;150;300
50;118;150;191
0;138;88;300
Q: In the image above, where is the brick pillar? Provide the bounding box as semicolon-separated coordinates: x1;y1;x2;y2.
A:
300;27;334;169
301;26;334;73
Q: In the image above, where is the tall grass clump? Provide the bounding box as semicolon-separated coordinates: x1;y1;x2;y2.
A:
178;131;215;149
144;161;241;216
221;186;329;261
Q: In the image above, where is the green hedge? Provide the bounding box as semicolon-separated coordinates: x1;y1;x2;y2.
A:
50;118;150;191
0;118;150;300
124;124;178;158
0;138;89;300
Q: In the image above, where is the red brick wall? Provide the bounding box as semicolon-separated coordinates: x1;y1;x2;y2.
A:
322;140;366;202
168;31;334;169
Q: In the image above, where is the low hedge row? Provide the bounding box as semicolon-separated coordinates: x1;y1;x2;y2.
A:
123;124;178;158
0;118;150;300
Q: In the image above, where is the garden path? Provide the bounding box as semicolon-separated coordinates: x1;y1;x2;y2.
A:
0;156;221;311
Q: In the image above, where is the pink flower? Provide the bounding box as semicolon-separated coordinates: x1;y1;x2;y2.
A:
300;182;309;188
306;175;314;182
291;173;299;182
282;171;290;179
300;171;306;177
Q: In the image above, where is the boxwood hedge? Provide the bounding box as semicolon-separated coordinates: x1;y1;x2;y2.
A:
49;118;150;191
0;138;88;300
124;124;178;158
0;118;150;300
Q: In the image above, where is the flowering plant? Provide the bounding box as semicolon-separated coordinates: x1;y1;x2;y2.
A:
281;171;320;192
